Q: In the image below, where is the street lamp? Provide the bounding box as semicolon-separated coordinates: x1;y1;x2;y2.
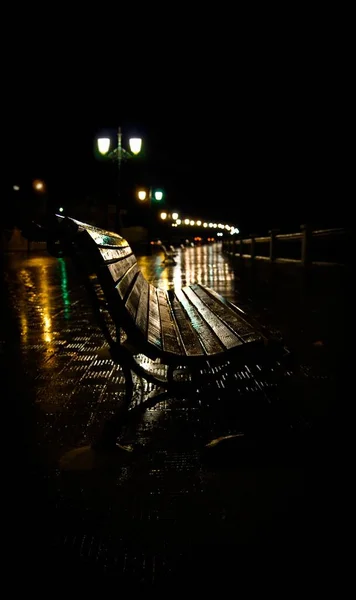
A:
33;179;45;192
97;127;142;232
136;187;164;207
154;190;163;201
138;190;147;201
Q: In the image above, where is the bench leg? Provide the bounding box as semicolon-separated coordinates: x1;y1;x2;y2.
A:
93;360;134;451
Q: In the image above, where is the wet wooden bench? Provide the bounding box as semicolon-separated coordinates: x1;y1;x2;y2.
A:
160;244;176;264
47;216;286;450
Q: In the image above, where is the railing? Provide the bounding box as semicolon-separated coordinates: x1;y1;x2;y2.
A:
222;225;346;266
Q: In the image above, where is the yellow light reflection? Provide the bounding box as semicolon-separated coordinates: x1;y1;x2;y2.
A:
40;265;53;345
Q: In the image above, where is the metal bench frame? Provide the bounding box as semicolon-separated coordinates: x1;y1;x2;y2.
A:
47;216;287;450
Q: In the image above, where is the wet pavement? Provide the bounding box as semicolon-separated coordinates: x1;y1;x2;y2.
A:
1;245;345;586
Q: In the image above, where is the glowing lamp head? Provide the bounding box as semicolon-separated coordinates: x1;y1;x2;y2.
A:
33;180;44;191
154;190;163;201
138;190;147;201
160;212;167;220
129;137;142;155
172;212;179;220
97;138;111;155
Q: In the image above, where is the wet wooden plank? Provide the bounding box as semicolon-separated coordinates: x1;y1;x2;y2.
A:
156;289;182;355
147;285;162;349
135;278;150;337
84;224;130;248
191;284;262;342
170;294;205;356
125;272;146;321
107;254;137;284
182;286;242;350
99;246;133;263
116;264;139;300
174;288;224;355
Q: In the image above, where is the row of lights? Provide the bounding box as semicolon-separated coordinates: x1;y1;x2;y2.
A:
159;212;239;234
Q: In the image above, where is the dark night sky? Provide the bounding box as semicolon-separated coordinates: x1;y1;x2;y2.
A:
5;12;349;235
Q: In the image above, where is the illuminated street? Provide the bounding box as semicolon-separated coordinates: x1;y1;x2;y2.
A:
1;244;343;584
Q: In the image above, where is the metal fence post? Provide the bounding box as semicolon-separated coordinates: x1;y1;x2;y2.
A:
250;234;257;261
269;229;279;262
301;224;311;266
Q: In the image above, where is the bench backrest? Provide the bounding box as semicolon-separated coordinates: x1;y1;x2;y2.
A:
55;216;151;343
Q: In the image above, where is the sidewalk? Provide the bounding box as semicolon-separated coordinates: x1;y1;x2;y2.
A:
2;245;341;584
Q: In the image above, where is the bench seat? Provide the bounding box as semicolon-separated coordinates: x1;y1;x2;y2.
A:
61;217;267;366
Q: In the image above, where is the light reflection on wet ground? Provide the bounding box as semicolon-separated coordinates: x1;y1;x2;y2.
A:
2;246;341;583
139;244;236;296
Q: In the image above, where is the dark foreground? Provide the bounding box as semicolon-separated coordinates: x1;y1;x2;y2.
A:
2;245;345;587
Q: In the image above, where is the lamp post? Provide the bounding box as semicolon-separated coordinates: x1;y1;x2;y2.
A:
97;127;142;233
137;187;164;208
136;188;165;240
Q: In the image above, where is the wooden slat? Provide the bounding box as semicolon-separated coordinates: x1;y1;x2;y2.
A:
135;279;150;336
125;272;146;321
60;216;126;248
174;288;224;355
170;294;205;356
86;228;128;248
147;285;162;349
107;254;137;284
99;246;133;263
156;289;182;355
85;225;129;248
191;284;262;343
182;286;242;350
116;264;139;300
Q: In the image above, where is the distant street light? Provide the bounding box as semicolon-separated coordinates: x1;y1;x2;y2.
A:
137;187;164;210
59;207;64;213
33;179;45;191
172;212;179;220
96;127;142;232
13;185;20;191
154;190;163;201
138;190;147;201
160;212;167;220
